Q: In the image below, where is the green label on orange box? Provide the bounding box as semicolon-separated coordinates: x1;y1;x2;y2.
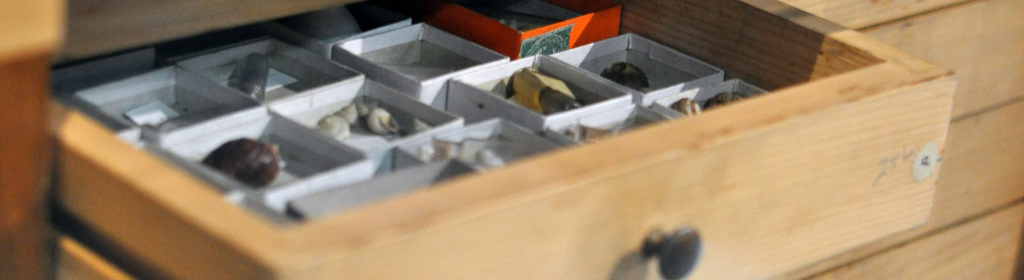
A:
519;24;574;58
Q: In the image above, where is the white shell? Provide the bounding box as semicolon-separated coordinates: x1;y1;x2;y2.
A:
366;108;400;135
317;115;351;140
336;104;359;124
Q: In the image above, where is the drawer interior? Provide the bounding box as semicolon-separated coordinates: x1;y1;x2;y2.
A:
54;0;951;279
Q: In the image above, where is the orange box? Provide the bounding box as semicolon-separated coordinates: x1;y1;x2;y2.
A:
420;0;620;59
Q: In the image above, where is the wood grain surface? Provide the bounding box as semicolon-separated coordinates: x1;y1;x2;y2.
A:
860;0;1024;119
778;0;969;29
808;203;1024;280
56;237;134;280
63;0;361;59
775;97;1024;280
0;54;54;280
0;0;62;64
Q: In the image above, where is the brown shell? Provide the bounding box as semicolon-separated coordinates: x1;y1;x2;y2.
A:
600;62;650;91
670;98;702;116
202;138;280;187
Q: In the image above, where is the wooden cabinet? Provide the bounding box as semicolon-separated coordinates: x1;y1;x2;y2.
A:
49;0;957;279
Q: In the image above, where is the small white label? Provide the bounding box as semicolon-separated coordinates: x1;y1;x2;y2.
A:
913;142;941;183
266;68;299;92
124;101;180;126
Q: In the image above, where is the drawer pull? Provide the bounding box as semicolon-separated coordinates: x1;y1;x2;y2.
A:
642;227;702;280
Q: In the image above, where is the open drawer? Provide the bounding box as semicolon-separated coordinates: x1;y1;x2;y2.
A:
53;0;955;279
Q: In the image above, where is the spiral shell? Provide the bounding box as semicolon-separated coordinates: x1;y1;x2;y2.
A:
670;98;702;116
201;138;280;187
366;108;400;135
317;115;351;139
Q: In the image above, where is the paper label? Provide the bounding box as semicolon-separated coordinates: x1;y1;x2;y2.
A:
124;101;180;126
519;24;573;58
913;142;941;183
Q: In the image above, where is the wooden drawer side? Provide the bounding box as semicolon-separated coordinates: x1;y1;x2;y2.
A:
614;0;885;90
55;112;282;279
56;237;134;280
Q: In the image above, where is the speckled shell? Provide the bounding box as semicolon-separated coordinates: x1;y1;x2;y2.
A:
670;98;702;116
703;92;743;110
317;115;351;139
600;62;650;91
366;108;400;135
202;138;280;187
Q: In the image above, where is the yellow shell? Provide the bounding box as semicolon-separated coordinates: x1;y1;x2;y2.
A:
508;68;575;113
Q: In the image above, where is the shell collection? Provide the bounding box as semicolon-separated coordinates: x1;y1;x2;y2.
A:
703;92;744;110
670;98;702;116
315;100;413;139
228;53;271;101
202;138;281;187
506;68;582;115
418;138;510;169
600;62;650;91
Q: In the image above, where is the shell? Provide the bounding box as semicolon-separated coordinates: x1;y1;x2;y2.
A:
317;115;350;139
355;101;374;117
366;108;400;135
703;92;743;110
507;68;580;114
336;104;359;124
201;138;280;187
670;98;702;116
474;149;506;168
422;140;459;162
600;62;650;91
412;118;432;134
227;53;270;101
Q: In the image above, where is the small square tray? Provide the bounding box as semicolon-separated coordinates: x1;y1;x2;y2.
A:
176;39;363;106
651;79;768;118
151;114;375;217
332;23;510;108
269;77;464;173
394;119;564;170
286;159;477;220
262;2;413;59
64;67;263;145
447;55;633;132
551;33;724;106
545;104;669;143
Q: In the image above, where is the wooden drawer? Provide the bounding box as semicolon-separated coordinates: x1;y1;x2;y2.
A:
53;0;956;279
56;237;133;280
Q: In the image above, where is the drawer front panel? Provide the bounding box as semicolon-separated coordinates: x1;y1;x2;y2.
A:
861;0;1024;118
808;203;1024;280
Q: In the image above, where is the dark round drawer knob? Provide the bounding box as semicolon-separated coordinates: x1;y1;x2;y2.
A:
642;227;702;280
